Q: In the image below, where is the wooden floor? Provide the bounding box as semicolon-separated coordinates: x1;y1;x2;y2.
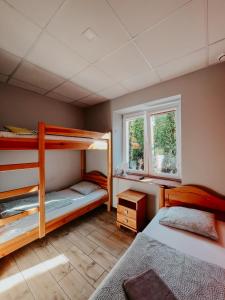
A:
0;206;135;300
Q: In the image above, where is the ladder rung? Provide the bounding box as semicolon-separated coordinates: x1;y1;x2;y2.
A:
0;207;39;226
0;162;39;172
0;185;39;200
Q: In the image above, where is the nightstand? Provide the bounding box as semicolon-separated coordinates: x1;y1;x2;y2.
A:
116;189;147;233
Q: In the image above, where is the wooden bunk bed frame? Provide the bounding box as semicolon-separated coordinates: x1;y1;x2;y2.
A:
0;122;112;258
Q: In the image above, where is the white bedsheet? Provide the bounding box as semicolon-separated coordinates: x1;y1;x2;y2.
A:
0;188;107;244
143;208;225;268
0;131;107;149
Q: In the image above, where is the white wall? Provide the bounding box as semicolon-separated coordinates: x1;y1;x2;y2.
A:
0;150;81;192
0;84;84;193
86;150;107;175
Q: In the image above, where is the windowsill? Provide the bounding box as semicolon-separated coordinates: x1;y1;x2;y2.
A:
113;173;181;187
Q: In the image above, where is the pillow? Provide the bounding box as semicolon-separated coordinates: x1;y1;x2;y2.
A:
4;125;34;135
70;181;100;195
159;206;218;240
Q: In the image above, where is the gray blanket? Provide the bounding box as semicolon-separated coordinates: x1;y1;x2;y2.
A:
0;192;73;218
90;233;225;300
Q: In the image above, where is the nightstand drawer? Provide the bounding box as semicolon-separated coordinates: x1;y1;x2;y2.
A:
117;205;136;220
117;213;137;229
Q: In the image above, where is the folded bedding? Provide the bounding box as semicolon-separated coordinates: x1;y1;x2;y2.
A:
0;191;73;219
123;269;177;300
90;232;225;300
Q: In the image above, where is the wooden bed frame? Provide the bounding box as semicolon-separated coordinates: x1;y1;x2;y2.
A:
159;185;225;219
0;122;112;258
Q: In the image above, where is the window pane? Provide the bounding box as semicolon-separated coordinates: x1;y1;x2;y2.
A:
151;111;177;175
127;117;144;171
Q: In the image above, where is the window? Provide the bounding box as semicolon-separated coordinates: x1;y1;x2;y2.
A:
126;116;145;171
150;110;178;176
123;100;181;178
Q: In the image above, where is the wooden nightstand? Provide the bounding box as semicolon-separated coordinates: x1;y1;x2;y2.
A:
116;189;147;233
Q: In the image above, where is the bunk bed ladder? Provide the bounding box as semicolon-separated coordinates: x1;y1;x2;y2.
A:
0;122;46;238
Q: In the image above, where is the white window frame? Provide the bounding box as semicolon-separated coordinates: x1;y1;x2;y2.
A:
123;99;181;179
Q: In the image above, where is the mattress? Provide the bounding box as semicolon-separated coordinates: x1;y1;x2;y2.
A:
143;207;225;268
0;131;107;148
0;188;107;244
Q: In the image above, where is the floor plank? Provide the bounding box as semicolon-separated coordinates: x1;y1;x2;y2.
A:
13;246;68;300
31;239;74;282
90;247;117;271
59;268;94;300
87;230;125;257
93;270;108;289
1;207;134;300
64;245;105;285
66;230;98;255
0;256;34;300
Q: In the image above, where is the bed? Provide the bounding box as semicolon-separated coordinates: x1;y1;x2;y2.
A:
90;185;225;300
0;187;107;244
0;122;112;257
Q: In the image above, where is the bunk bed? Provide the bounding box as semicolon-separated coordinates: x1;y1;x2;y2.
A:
0;122;112;258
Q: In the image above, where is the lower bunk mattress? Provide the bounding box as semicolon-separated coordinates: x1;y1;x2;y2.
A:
90;208;225;300
0;188;107;244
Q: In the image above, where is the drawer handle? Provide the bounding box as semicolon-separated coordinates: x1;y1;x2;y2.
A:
124;218;128;223
124;209;128;214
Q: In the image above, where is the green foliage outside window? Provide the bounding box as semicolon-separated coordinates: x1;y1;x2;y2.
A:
152;111;177;174
128;117;144;170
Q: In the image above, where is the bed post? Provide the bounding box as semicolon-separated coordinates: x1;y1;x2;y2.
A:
107;132;112;212
38;122;46;238
81;150;86;177
159;185;165;209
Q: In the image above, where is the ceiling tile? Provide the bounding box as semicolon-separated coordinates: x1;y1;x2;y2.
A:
108;0;189;37
0;74;8;82
135;0;207;67
7;0;64;27
121;70;160;92
0;1;41;57
53;81;91;101
209;39;225;65
27;33;89;78
0;48;21;75
78;94;107;105
208;0;225;44
98;83;128;99
156;48;208;81
95;43;150;81
46;91;74;103
71;66;115;93
9;78;47;94
47;0;129;62
13;62;64;90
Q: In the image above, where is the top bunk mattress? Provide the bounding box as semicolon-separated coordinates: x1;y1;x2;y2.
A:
0;130;107;144
0;188;107;244
143;207;225;268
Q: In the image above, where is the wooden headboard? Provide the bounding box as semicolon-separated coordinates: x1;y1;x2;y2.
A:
160;185;225;219
82;170;108;190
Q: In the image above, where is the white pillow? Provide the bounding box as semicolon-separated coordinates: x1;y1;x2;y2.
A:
159;206;218;240
70;181;100;195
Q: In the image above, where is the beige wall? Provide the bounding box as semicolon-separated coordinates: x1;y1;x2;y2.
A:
85;63;225;196
0;84;84;192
